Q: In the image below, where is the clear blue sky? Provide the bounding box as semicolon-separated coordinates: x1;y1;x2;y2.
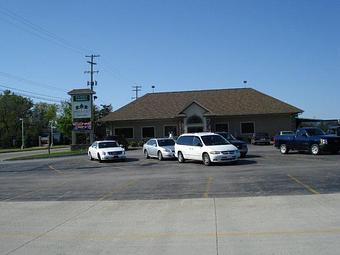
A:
0;0;339;119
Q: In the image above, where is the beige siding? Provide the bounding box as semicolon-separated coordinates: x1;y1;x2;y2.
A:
212;114;296;138
108;119;178;141
106;114;297;141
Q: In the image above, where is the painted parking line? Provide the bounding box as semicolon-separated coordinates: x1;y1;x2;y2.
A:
203;177;213;198
48;165;64;175
287;174;320;195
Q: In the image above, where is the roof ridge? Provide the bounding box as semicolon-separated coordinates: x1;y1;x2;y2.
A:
144;87;251;96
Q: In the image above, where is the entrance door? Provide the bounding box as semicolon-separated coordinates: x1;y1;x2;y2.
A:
187;126;203;133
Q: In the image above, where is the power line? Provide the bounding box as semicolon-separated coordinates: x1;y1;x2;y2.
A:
0;5;88;55
0;89;62;104
0;5;142;86
0;82;67;100
0;71;68;93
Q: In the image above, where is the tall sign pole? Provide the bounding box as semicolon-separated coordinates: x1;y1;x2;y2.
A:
85;54;100;143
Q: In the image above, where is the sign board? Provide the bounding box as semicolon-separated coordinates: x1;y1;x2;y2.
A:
73;121;92;131
72;101;91;119
73;95;90;101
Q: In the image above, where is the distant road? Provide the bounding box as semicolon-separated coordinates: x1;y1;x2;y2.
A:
0;147;70;161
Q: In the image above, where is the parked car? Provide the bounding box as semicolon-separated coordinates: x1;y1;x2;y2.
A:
327;126;340;136
274;127;340;155
88;140;126;162
175;133;240;166
251;132;271;145
216;132;248;157
143;138;175;160
104;135;129;150
278;131;295;136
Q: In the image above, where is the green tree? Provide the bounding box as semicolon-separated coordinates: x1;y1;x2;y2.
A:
26;102;58;146
57;101;72;140
94;104;113;139
0;90;33;148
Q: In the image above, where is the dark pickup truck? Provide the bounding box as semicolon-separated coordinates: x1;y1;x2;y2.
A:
274;127;340;155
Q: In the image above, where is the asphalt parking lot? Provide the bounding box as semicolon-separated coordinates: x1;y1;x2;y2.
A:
1;145;340;201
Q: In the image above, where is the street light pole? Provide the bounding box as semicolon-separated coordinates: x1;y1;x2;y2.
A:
19;118;24;150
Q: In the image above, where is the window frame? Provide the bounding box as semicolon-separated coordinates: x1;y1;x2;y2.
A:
215;123;229;132
240;121;255;135
114;127;134;139
141;126;155;139
163;125;177;137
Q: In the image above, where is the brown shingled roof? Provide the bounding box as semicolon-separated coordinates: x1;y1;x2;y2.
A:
100;88;303;122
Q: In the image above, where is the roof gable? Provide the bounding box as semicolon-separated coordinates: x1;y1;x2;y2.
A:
178;100;211;115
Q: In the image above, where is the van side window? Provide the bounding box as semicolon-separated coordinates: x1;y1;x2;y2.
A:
177;136;194;145
193;136;202;146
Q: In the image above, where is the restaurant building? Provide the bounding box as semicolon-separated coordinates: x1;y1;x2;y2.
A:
100;88;303;141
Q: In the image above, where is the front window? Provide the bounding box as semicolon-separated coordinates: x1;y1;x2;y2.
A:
306;128;325;136
157;139;175;146
187;115;203;124
241;122;255;134
215;124;229;132
201;135;230;146
115;128;133;139
164;126;177;136
98;142;119;148
142;127;155;138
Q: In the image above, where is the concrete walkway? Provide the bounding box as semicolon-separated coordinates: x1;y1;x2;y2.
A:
1;194;340;255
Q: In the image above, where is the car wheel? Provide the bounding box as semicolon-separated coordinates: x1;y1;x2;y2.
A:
178;152;185;163
144;150;150;159
97;153;102;163
88;152;94;161
280;144;289;154
331;150;339;155
311;144;320;155
158;151;163;161
240;153;246;158
202;153;211;166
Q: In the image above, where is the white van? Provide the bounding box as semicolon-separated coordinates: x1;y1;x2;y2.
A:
175;133;240;166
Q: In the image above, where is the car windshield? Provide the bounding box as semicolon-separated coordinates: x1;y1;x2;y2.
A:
282;131;294;135
201;135;230;146
98;142;119;148
306;128;325;136
219;133;236;140
157;139;175;146
256;133;269;138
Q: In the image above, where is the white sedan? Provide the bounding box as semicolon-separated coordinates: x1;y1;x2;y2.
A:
143;138;175;160
88;140;126;162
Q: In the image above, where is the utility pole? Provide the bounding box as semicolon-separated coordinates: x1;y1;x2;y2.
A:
132;85;142;100
85;54;100;143
19;118;24;150
49;120;54;147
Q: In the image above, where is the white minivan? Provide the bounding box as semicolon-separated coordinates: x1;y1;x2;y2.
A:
175;133;240;166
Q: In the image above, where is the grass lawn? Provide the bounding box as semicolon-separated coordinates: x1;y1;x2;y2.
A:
6;150;87;161
0;145;69;154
